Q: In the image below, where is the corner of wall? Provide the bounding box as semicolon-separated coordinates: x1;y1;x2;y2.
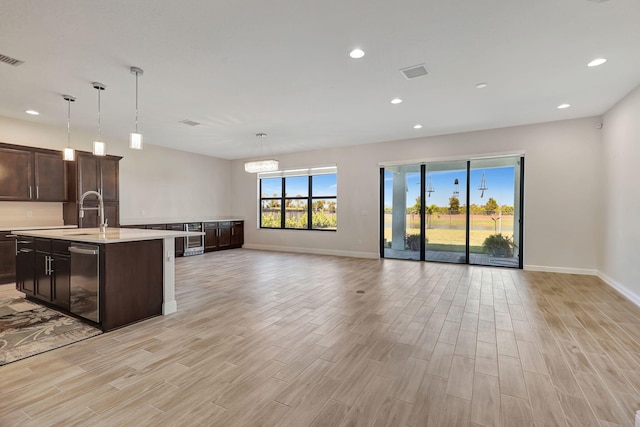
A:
597;270;640;309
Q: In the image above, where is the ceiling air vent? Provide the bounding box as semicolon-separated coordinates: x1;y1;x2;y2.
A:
179;119;200;127
400;64;428;80
0;53;24;67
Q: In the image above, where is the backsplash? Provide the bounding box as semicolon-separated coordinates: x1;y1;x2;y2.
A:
0;202;64;227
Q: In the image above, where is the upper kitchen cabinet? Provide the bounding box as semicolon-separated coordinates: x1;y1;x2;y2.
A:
64;152;122;227
75;153;120;202
0;145;32;200
0;143;67;201
34;152;67;201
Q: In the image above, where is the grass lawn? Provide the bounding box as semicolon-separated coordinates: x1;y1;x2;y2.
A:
384;214;515;251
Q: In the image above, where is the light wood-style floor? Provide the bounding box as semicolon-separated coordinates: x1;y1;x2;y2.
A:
1;249;640;426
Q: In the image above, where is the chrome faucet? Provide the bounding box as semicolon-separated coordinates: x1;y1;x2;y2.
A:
79;190;107;233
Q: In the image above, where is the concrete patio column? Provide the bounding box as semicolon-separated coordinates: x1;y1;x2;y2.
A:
391;172;407;250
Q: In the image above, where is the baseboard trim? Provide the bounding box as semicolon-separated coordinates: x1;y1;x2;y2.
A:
523;265;598;276
243;244;379;259
162;300;177;315
597;271;640;309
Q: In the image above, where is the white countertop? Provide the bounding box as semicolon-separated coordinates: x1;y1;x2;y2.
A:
11;227;204;244
119;218;244;226
0;225;77;232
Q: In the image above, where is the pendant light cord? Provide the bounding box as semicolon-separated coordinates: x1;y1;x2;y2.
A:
97;87;101;138
135;71;139;133
67;98;71;147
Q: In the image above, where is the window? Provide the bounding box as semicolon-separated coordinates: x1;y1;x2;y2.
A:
259;167;337;230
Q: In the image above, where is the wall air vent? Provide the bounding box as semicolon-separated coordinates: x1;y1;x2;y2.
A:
400;64;428;80
0;54;25;67
179;119;200;127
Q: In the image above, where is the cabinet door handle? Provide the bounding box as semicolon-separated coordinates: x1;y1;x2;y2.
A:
29;186;32;199
36;185;39;199
44;256;49;275
49;257;54;275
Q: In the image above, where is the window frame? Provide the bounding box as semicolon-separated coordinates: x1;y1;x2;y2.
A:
259;167;337;231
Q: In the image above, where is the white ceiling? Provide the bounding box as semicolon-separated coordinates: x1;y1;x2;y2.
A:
1;0;639;160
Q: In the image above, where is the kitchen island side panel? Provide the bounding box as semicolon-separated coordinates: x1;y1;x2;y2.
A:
102;240;163;331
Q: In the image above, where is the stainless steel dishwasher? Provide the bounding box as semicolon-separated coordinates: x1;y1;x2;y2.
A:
69;244;100;323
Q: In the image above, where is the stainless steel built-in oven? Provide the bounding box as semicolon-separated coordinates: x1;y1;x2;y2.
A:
184;222;204;256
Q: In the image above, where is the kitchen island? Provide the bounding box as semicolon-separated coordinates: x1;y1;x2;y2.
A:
12;227;203;331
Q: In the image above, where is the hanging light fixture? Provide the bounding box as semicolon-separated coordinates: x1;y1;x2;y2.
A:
426;175;435;197
244;133;279;173
92;82;107;156
62;94;76;161
129;66;144;150
478;172;488;198
453;178;459;197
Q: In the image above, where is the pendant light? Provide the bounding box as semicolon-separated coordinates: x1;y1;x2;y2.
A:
92;82;107;156
478;172;488;198
129;66;144;150
426;175;435;197
62;94;76;161
244;133;279;173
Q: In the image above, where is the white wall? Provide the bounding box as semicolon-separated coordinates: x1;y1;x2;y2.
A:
232;117;603;273
0;116;232;225
600;84;640;306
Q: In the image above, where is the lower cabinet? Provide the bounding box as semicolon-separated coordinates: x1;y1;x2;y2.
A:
52;241;71;311
0;233;17;284
15;237;162;332
166;224;184;256
231;221;244;247
123;220;243;255
16;237;35;296
33;238;70;310
205;221;243;252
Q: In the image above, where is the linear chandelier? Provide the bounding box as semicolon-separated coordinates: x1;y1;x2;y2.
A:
244;159;279;173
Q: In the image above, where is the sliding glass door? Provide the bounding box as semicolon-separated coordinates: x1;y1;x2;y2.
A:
424;161;467;264
380;156;523;268
469;157;522;267
382;165;422;260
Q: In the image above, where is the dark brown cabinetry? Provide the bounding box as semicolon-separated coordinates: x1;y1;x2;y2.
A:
0;233;17;284
64;152;121;228
76;154;119;202
15;236;163;332
231;221;244;247
0;144;67;202
33;239;69;308
204;221;243;252
34;152;67;201
0;146;33;200
166;224;185;256
51;241;71;310
16;237;35;296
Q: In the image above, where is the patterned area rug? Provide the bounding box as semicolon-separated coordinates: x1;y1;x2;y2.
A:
0;297;102;365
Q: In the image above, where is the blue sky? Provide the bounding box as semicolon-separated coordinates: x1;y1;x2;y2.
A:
385;167;515;208
261;174;337;198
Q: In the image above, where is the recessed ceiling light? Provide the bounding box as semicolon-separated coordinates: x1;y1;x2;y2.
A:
390;98;403;104
587;58;607;67
413;124;422;129
557;103;571;109
475;83;488;89
349;48;365;59
25;109;39;115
